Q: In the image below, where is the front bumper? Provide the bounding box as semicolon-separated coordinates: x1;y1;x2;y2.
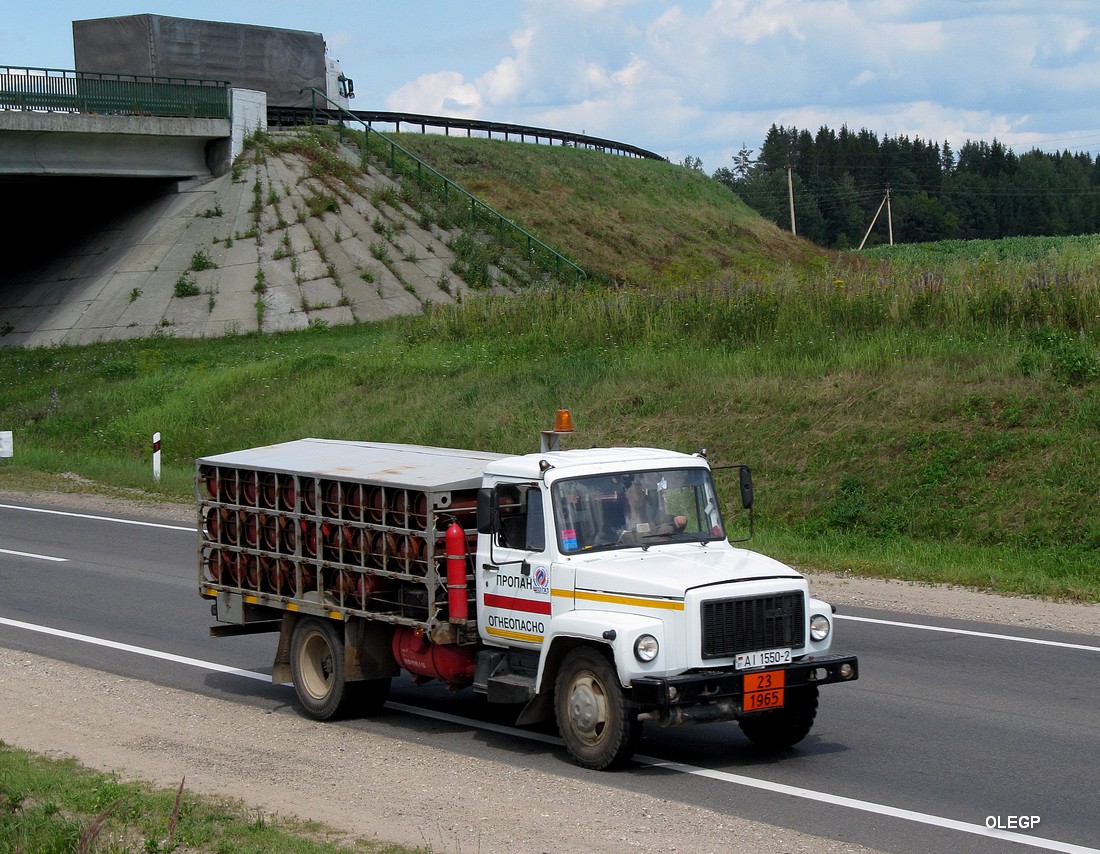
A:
630;653;859;726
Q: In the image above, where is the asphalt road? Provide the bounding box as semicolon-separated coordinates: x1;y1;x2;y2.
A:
1;500;1097;854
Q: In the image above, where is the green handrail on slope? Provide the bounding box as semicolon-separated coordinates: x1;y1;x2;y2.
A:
302;88;586;287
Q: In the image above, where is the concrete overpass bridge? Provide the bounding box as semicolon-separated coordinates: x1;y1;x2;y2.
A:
0;67;273;346
0;110;233;179
0;67;511;348
0;65;252;178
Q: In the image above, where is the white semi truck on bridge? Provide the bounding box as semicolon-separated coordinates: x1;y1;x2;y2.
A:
198;412;858;769
72;14;354;110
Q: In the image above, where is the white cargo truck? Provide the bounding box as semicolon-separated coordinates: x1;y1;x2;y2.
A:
198;412;858;769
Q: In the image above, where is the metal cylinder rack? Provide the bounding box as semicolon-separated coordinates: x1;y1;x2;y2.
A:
197;463;478;627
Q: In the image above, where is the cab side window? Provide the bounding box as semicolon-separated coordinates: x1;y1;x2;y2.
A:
496;484;544;551
525;490;545;551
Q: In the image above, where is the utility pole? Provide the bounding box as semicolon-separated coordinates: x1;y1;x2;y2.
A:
858;187;895;250
885;185;893;246
786;162;797;237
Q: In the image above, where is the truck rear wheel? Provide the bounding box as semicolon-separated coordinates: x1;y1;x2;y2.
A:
738;684;819;750
554;647;640;770
291;617;351;720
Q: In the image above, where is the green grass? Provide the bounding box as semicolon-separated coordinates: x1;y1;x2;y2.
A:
389;133;820;285
0;741;419;853
2;290;1098;600
2;133;1099;602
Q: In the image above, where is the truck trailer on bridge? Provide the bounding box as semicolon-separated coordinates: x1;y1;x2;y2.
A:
198;411;859;770
72;14;354;110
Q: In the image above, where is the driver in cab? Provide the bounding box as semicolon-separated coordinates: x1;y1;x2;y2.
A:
608;475;687;545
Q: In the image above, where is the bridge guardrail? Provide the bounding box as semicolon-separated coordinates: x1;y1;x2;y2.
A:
0;66;229;119
269;105;664;162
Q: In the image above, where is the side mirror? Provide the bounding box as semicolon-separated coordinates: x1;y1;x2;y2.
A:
739;466;754;510
476;487;497;534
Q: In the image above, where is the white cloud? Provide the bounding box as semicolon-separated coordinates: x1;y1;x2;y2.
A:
386;71;483;117
378;0;1100;172
612;56;649;87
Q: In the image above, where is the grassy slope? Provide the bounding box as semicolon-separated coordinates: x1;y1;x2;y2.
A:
389;134;825;284
1;132;1098;600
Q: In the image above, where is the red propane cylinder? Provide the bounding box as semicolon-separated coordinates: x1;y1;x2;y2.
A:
391;626;476;687
445;521;468;622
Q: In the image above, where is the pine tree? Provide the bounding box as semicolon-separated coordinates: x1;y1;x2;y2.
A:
732;144;755;181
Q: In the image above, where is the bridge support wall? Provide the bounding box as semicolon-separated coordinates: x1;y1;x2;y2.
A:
0;112;231;179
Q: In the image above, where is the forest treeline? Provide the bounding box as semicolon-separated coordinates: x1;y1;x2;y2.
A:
710;124;1100;249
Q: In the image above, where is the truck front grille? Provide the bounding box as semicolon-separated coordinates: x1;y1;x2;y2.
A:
701;592;805;659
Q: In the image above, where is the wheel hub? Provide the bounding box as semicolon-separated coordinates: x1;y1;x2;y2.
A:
301;633;334;700
568;674;607;743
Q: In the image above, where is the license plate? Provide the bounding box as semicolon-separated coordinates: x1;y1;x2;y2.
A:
743;669;785;711
735;647;791;670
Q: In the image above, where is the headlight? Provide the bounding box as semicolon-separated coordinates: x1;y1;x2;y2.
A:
810;614;831;642
634;634;659;662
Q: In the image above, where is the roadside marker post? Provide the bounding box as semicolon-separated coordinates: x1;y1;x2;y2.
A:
152;432;161;482
0;431;12;462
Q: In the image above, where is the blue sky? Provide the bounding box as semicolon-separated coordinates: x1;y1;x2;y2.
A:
5;1;1100;172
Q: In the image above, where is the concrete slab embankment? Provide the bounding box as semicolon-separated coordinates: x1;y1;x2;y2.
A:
0;131;495;348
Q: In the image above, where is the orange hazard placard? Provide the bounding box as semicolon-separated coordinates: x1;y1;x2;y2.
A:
743;669;785;711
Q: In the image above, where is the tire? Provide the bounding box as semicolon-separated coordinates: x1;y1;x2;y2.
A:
554;647;640;770
738;684;819;750
290;617;352;720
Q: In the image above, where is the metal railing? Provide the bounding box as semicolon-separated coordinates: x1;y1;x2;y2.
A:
0;66;230;119
269;105;665;161
301;89;586;287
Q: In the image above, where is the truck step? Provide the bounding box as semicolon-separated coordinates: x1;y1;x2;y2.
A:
487;673;536;704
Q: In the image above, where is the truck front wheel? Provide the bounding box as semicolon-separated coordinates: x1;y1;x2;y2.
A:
291;617;351;720
738;684;819;750
554;647;640;770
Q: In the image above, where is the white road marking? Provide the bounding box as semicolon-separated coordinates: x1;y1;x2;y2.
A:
0;548;67;562
1;615;1096;854
0;616;266;682
636;756;1099;854
836;614;1100;653
0;503;193;532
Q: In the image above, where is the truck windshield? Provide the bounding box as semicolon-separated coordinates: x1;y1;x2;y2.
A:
551;468;725;553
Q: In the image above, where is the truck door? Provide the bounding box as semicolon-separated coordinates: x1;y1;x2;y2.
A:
477;482;552;650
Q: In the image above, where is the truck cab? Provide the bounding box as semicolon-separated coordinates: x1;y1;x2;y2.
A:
474;441;857;769
324;51;354;110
